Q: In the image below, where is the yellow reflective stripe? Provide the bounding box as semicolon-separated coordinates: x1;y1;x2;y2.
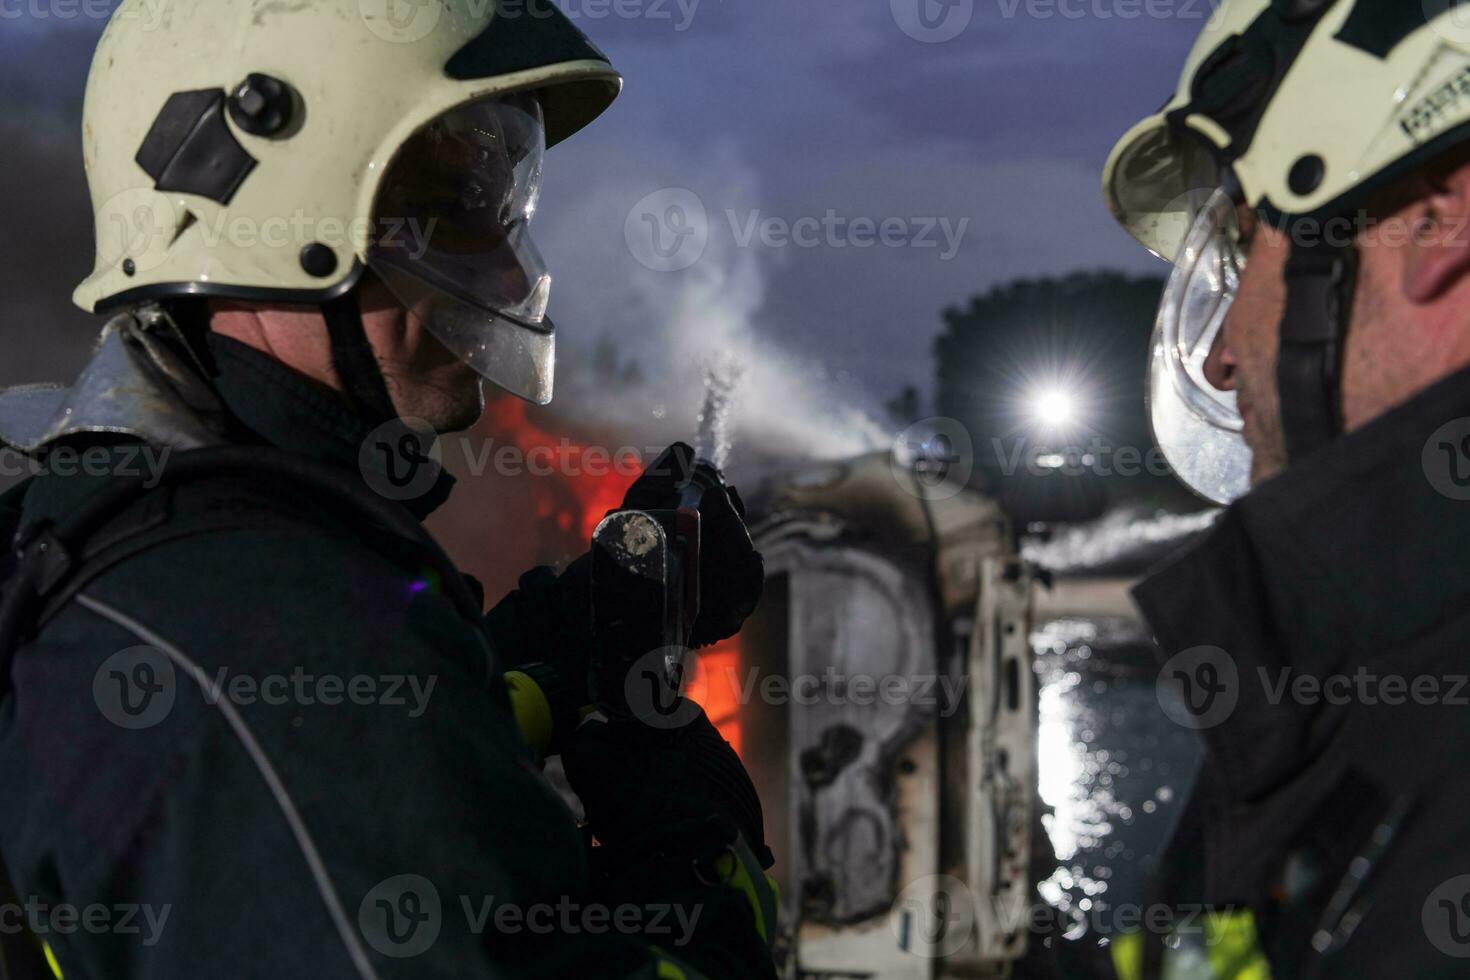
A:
42;939;62;979
1204;911;1270;980
1110;930;1144;980
710;837;778;946
650;946;704;979
1107;910;1271;980
504;671;554;757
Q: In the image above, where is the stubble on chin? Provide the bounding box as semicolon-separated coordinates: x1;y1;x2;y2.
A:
1244;403;1288;486
382;371;486;433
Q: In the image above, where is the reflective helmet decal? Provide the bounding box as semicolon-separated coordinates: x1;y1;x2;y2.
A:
135;90;257;205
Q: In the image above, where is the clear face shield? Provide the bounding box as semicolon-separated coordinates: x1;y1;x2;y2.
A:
1148;174;1252;505
368;92;557;404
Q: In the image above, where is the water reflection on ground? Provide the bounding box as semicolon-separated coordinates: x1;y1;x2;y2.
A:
1033;616;1203;942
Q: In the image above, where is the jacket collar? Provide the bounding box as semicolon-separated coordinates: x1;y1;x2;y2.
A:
203;334;455;520
0;312;230;454
0;311;454;522
1134;362;1470;800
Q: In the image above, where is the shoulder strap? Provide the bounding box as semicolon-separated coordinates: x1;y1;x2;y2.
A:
0;445;482;699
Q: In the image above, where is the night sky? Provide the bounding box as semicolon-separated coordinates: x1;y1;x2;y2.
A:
0;0;1203;456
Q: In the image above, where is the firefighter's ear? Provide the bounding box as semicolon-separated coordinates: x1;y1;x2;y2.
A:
1400;159;1470;305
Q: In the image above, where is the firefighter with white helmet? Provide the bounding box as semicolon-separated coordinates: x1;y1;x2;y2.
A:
0;1;771;977
1106;1;1470;976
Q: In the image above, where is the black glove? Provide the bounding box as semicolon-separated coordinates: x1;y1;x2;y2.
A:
485;443;762;752
562;704;771;868
619;443;764;648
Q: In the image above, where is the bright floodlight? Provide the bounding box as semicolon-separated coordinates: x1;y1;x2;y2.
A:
1031;387;1076;430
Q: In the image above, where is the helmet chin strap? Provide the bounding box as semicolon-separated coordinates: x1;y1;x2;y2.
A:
321;291;401;429
1277;236;1357;460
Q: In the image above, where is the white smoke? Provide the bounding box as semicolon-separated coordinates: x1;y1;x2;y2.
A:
1021;507;1221;573
536;138;889;470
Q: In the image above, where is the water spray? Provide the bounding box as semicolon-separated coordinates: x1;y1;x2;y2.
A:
681;359;744;508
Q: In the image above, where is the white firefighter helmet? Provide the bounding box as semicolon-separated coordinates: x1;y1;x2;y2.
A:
1102;0;1470;503
74;0;622;406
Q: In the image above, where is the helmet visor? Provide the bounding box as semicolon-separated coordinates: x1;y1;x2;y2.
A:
1148;186;1252;505
1107;123;1226;262
368;92;557;403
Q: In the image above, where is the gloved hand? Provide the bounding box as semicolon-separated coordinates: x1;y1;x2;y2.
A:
619;443;764;648
486;443;763;754
564;707;779;978
562;703;771;869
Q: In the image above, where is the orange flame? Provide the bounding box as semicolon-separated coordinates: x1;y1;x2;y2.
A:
687;638;743;755
484;397;640;540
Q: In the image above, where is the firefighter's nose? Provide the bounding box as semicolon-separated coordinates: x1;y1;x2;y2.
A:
1202;325;1237;392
